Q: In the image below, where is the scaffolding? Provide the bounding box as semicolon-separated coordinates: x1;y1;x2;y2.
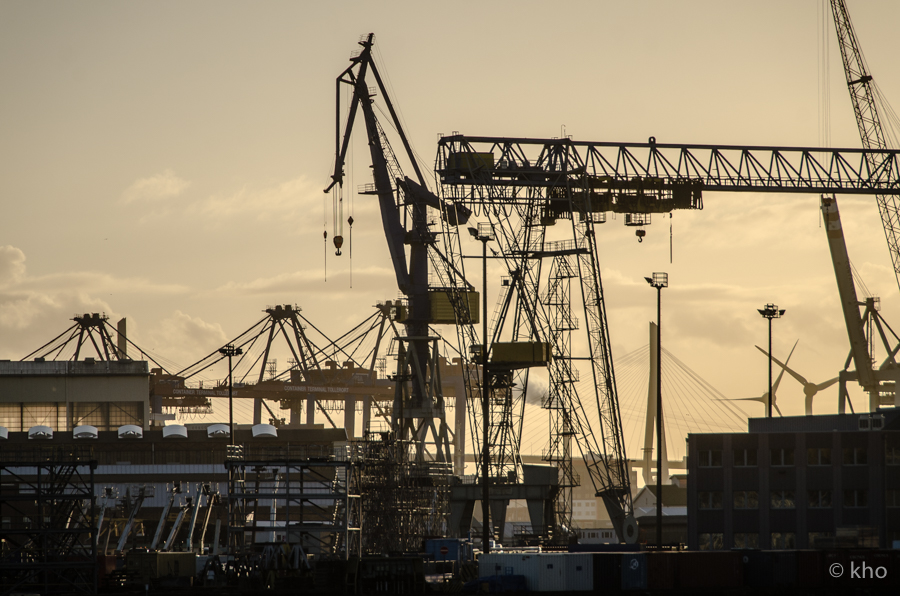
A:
358;431;451;554
0;446;97;596
225;443;361;566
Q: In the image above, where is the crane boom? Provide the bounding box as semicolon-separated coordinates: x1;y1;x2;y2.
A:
830;0;900;291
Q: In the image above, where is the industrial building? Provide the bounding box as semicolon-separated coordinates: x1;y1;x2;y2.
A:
688;409;900;550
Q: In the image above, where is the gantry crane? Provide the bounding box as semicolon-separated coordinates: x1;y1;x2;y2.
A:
437;135;900;541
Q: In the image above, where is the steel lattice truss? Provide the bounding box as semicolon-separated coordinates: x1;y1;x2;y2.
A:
437;136;900;197
830;0;900;293
435;134;899;541
0;448;97;596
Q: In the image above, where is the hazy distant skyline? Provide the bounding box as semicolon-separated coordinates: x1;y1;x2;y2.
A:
2;1;899;450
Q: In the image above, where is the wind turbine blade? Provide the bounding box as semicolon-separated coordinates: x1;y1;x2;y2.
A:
731;396;765;403
756;340;800;392
774;403;783;416
815;377;840;391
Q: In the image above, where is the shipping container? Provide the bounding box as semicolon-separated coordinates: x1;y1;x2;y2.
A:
621;552;647;591
676;551;742;589
424;538;471;565
536;553;567;592
771;550;798;587
479;552;593;592
741;551;773;590
479;553;540;591
564;554;593;592
797;549;824;589
592;553;622;594
647;551;677;591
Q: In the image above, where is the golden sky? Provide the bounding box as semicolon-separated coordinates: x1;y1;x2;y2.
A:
2;1;899;449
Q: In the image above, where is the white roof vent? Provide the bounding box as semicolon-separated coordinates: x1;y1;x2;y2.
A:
117;425;143;439
207;423;230;438
0;427;8;440
28;425;53;440
73;425;99;440
251;424;277;439
162;425;188;439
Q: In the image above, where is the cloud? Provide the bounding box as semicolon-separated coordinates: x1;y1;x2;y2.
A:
216;265;396;295
143;311;228;368
0;246;26;285
121;169;191;204
0;246;190;360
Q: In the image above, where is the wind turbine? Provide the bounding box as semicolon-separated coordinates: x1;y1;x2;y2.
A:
755;345;839;416
731;340;798;416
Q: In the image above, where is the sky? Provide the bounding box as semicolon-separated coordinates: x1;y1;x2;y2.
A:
2;1;900;460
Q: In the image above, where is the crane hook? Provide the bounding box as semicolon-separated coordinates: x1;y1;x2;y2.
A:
636;229;646;243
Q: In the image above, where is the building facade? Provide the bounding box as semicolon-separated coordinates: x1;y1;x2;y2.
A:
688;411;900;550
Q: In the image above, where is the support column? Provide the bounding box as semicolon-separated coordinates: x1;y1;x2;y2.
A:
344;396;356;439
306;396;315;425
362;396;372;435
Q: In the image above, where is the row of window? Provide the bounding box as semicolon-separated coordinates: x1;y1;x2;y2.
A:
698;489;880;510
699;532;814;550
0;401;143;432
700;447;874;468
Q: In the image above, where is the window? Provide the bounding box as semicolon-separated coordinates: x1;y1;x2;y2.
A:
0;403;22;432
808;532;834;547
733;533;759;549
771;448;794;466
699;450;722;467
886;442;900;465
808;490;832;508
22;402;65;431
844;489;868;508
771;532;796;549
887;490;900;508
807;448;832;466
771;490;795;509
698;491;723;510
698;533;723;551
733;448;757;467
733;491;759;509
843;447;867;465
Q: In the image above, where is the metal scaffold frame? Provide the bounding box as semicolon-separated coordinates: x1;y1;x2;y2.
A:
0;447;97;596
225;445;361;566
357;431;451;554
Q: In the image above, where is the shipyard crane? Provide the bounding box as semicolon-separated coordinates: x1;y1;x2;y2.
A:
830;0;900;293
324;34;474;466
437;135;900;542
323;35;483;551
814;1;900;410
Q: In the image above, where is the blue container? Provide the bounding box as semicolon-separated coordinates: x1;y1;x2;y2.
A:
424;538;463;564
621;552;648;591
